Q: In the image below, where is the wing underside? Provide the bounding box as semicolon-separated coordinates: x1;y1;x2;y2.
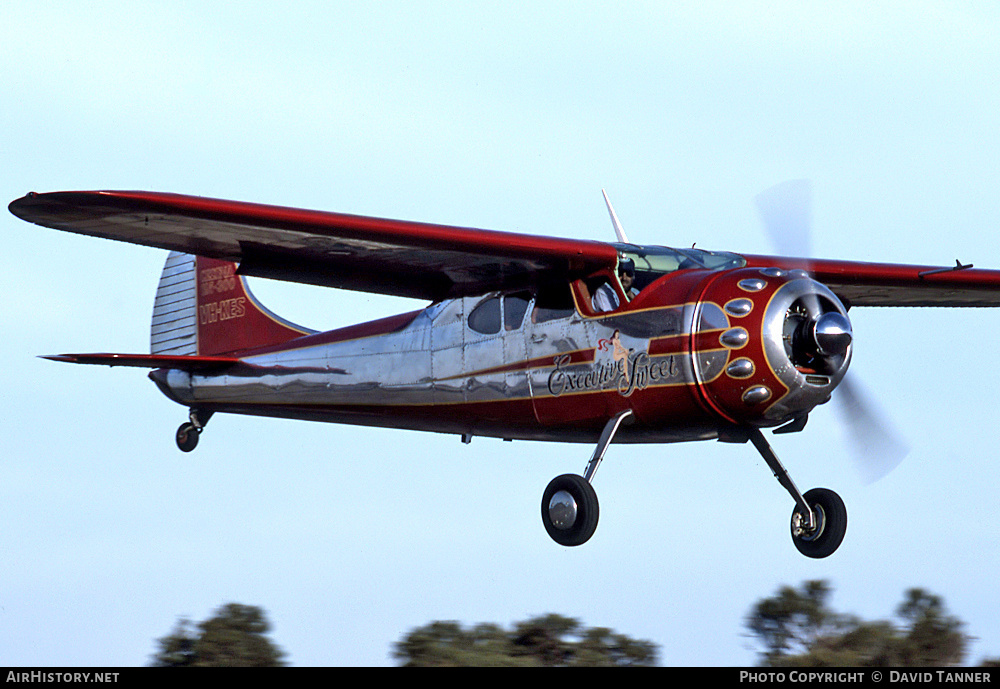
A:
9;191;618;301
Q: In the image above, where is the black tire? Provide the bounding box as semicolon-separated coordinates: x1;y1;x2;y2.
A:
541;474;599;546
176;423;199;453
790;488;847;558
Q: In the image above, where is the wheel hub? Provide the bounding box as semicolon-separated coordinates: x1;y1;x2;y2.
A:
548;490;578;530
792;504;826;541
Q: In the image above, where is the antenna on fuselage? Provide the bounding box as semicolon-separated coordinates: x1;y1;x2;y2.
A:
602;189;629;244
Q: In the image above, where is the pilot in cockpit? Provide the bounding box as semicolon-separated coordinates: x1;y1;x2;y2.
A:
619;257;639;300
592;257;639;312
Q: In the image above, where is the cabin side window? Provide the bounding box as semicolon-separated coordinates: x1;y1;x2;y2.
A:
504;292;531;330
469;292;535;334
531;283;574;323
468;296;501;335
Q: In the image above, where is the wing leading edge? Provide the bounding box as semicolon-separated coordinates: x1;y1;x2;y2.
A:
9;190;618;301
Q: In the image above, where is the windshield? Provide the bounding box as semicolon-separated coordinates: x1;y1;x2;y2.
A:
612;243;746;277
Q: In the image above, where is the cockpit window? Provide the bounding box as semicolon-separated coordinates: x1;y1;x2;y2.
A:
612;243;746;288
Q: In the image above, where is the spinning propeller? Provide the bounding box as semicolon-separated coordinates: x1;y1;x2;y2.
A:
755;180;908;483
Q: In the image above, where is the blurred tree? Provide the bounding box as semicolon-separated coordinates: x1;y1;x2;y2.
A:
151;603;286;667
746;581;968;666
152;618;198;667
746;580;847;663
895;588;966;666
394;614;657;666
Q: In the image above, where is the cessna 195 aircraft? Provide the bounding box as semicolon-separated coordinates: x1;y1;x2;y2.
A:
11;184;1000;558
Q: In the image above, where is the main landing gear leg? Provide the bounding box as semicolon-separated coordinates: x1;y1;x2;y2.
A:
542;410;633;546
747;427;847;558
175;409;213;453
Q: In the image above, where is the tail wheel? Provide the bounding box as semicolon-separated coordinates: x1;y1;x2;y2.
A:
175;423;200;452
791;488;847;558
542;474;599;546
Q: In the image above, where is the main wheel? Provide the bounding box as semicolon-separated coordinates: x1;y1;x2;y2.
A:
542;474;599;546
175;423;200;453
790;487;847;558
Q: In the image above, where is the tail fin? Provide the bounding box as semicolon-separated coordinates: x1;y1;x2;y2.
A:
151;252;313;356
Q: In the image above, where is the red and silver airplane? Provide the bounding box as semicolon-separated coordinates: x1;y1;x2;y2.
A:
11;184;1000;557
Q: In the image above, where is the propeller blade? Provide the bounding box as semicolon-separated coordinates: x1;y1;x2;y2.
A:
754;179;813;259
755;179;822;317
834;374;908;484
755;179;908;482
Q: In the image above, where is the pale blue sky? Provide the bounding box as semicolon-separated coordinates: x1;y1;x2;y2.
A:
3;1;999;666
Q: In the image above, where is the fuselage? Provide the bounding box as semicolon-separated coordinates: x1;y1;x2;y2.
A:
150;260;852;445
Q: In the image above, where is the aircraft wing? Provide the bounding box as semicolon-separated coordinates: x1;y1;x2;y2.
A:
9;190;618;301
12;190;1000;307
743;255;1000;307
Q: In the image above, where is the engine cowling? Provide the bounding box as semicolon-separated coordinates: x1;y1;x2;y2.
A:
692;267;852;427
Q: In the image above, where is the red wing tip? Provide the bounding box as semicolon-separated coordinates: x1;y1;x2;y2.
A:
40;353;131;365
39;353;241;370
40;354;80;363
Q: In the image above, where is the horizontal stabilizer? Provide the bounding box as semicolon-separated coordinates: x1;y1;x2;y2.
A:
41;353;240;370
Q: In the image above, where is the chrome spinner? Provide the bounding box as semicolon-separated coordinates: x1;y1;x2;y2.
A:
759;277;852;424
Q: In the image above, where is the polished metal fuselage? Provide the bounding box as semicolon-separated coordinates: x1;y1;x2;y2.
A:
152;292;720;443
151;268;851;445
